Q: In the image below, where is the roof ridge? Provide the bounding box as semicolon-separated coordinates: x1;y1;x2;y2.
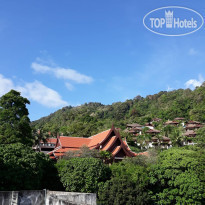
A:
59;136;90;138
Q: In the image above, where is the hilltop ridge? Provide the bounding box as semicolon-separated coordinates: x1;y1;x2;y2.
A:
31;82;205;137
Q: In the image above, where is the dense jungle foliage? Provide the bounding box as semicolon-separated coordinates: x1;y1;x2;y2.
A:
32;82;205;137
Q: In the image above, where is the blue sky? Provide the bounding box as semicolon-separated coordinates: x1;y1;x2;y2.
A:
0;0;205;121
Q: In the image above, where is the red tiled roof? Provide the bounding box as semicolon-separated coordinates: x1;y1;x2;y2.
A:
48;126;137;160
112;146;121;156
88;129;111;147
54;147;79;153
102;136;117;151
136;151;149;156
49;147;80;158
59;137;91;148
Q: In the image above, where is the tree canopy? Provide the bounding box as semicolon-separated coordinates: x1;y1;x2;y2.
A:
98;156;151;205
0;90;33;146
56;158;111;193
149;147;205;204
0;143;61;191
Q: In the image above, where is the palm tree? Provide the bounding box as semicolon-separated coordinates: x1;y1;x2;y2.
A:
32;128;49;151
169;126;184;147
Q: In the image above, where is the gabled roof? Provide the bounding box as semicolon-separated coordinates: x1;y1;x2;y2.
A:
88;129;111;147
48;126;137;160
112;146;121;156
102;136;117;151
59;136;91;148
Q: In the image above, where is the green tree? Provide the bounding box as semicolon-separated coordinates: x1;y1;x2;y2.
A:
0;90;33;146
56;158;111;193
149;148;205;204
98;157;151;205
0;143;62;191
64;145;101;159
99;150;112;163
195;126;205;148
32;128;50;151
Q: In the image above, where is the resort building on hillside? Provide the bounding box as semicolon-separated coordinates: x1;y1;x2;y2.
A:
48;126;138;162
125;123;143;135
165;120;179;126
126;123;143;129
145;129;160;135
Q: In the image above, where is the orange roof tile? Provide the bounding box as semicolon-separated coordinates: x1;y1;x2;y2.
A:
59;137;91;148
48;126;139;160
54;153;64;157
112;146;121;156
136;151;149;156
102;136;117;151
88;129;111;147
51;147;80;158
54;147;79;153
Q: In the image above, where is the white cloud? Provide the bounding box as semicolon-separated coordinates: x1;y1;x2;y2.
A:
19;81;68;108
185;74;204;89
0;74;68;108
31;61;93;84
0;74;15;96
65;82;74;91
54;67;93;83
188;48;198;56
31;62;52;73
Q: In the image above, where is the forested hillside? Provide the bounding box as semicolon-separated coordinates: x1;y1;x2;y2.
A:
31;82;205;137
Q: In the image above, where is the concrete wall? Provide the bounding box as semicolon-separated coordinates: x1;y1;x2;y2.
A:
0;190;96;205
0;190;45;205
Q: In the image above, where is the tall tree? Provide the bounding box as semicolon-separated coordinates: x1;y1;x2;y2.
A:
0;90;33;146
